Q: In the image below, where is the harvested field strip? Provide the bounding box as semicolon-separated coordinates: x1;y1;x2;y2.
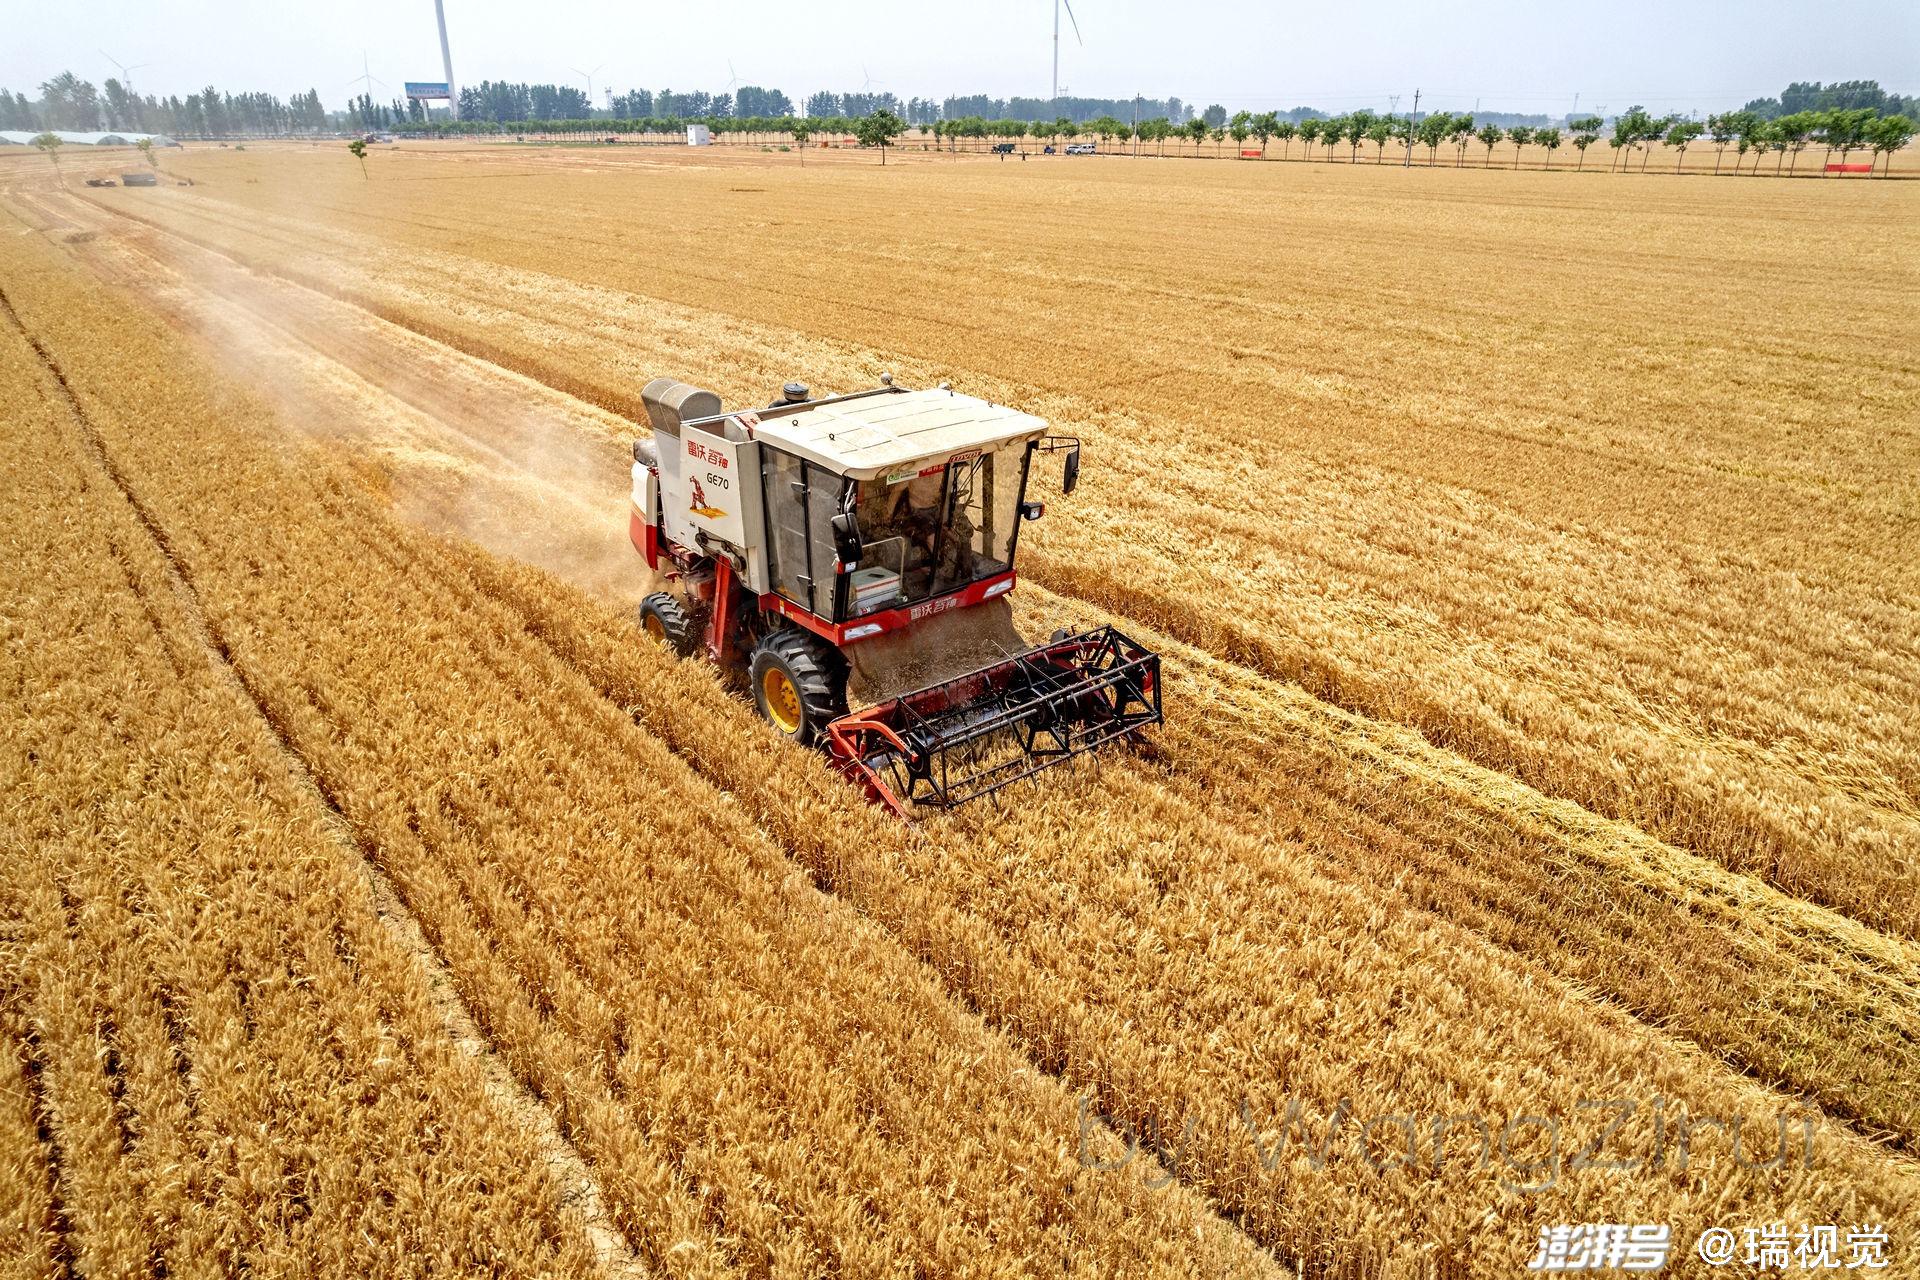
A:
1004;586;1920;1149
68;179;1920;939
0;289;599;1278
2;232;1282;1279
447;529;1920;1274
31;185;1920;1151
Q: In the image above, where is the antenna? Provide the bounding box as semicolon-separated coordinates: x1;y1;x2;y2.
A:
1052;0;1083;104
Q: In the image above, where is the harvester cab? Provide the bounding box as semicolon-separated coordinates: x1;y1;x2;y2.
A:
630;374;1161;815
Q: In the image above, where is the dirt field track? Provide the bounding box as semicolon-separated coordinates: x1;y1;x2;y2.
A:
3;142;1917;1277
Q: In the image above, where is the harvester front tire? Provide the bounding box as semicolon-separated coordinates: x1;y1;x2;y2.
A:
750;629;848;747
638;592;697;658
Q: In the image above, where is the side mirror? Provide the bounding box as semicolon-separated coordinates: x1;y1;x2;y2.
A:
1062;446;1081;495
830;511;863;568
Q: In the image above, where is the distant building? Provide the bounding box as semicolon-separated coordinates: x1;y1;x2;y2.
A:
686;124;711;146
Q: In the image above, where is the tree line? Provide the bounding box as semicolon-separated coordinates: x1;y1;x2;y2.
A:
383;103;1914;176
2;72;327;137
4;68;1914;175
1740;80;1917;121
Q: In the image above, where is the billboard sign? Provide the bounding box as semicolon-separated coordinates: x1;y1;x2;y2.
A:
405;82;452;100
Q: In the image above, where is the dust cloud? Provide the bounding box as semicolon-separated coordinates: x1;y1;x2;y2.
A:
42;185;655;606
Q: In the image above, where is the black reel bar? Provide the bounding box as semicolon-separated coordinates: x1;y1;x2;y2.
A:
825;626;1163;814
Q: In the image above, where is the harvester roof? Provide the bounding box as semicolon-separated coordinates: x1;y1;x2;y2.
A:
751;388;1047;480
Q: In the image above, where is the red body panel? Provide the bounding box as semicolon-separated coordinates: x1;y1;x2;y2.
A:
705;558;739;663
757;571;1016;648
629;507;660;569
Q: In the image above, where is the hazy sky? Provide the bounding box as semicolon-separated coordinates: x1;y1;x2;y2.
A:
12;0;1917;118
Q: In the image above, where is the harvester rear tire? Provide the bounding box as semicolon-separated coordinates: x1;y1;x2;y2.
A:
749;629;848;747
638;592;697;657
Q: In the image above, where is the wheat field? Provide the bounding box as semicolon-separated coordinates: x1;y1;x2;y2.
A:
2;142;1916;1276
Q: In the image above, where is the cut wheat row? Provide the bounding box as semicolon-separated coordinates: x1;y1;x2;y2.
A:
0;303;601;1279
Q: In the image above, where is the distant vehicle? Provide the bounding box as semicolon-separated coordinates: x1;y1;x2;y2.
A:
1064;142;1097;155
362;132;395;144
991;142;1016;154
85;177;117;187
120;172;158;187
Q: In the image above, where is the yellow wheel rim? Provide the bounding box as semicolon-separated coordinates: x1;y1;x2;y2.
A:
643;613;666;642
762;667;803;734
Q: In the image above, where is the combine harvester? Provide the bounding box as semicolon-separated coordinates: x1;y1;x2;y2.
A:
630;375;1162;815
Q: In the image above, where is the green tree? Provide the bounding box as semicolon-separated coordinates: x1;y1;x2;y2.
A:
1415;112;1450;164
1298;118;1321;157
1445;114;1475;166
1506;125;1533;168
1476;122;1503;166
32;131;61;173
1641;114;1681;171
1817;107;1877;169
1769;112;1818;174
1321;115;1348;162
1365;118;1392;162
1610;105;1655;172
1536;127;1563;170
1229;109;1252;155
136;136;156;169
1184;115;1210;153
1273;119;1296;159
1567;114;1602;171
1737;114;1769;174
1251;111;1278;155
347;137;368;178
1867;113;1915;176
1705;113;1734;174
854;108;904;163
791;119;811;164
1664;119;1703;171
1344;110;1376;163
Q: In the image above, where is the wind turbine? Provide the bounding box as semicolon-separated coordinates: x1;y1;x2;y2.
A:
348;51;386;103
1052;0;1082;104
724;60;743;93
100;49;150;98
569;63;606;109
